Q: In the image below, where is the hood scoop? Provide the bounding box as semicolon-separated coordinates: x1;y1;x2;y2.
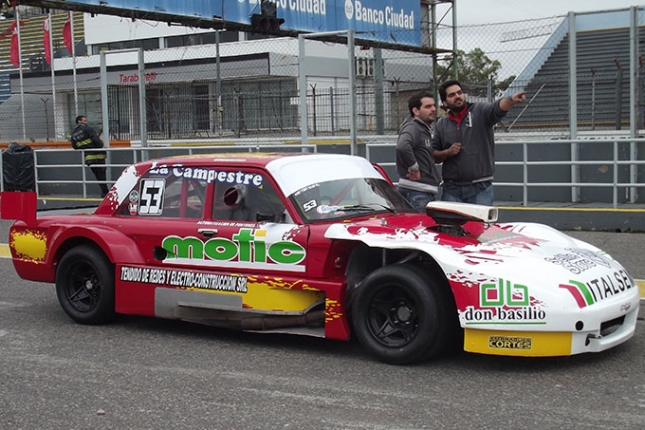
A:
426;202;498;235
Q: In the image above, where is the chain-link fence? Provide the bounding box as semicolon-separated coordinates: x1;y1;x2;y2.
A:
435;11;645;133
0;6;643;143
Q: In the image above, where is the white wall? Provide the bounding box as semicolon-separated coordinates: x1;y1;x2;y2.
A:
84;14;215;45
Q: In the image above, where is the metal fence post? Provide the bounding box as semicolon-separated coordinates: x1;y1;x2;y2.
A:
629;6;639;203
137;48;147;148
298;34;308;146
330;87;335;136
591;68;596;130
568;12;579;203
311;84;317;137
100;51;110;149
348;30;357;156
616;65;623;130
374;47;384;135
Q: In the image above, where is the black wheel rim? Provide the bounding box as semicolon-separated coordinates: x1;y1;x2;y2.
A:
63;261;101;313
366;285;420;348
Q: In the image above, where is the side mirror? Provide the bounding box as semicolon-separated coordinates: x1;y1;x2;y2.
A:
256;211;276;222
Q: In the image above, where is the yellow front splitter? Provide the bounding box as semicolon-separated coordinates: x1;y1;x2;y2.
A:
464;329;573;356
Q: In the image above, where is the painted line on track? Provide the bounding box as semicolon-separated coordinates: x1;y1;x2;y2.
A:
0;243;643;298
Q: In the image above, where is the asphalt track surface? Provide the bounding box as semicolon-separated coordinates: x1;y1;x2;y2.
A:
1;221;645;429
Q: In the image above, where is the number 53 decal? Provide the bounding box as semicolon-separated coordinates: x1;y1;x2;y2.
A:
139;179;165;215
303;199;317;212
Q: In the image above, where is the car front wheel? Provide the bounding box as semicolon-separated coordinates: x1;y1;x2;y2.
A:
55;244;115;325
351;264;454;364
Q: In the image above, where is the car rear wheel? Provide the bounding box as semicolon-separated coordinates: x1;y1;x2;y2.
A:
56;244;115;325
351;264;454;364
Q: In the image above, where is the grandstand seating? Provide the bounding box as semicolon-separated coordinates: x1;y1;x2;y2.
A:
504;27;645;131
0;10;84;103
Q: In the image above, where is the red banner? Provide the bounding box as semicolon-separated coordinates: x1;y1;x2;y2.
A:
0;24;13;41
62;11;73;54
10;20;19;67
43;16;51;65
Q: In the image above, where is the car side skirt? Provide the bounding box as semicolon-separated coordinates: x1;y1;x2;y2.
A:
114;264;351;340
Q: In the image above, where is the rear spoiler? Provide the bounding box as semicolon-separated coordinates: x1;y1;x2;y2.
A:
1;191;37;226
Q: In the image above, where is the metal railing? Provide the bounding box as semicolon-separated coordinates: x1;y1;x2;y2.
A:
366;138;645;208
494;139;644;207
1;138;643;208
17;144;317;199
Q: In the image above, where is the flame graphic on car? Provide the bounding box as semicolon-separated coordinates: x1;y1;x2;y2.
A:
10;230;47;262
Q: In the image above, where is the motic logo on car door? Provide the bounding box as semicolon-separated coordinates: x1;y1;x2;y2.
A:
162;226;307;272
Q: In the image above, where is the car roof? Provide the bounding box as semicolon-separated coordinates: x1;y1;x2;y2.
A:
133;152;311;169
98;152;382;214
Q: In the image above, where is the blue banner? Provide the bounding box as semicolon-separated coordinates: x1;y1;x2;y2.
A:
224;0;420;46
44;0;421;47
59;0;221;18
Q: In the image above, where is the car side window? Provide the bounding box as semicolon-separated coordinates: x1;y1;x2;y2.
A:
212;172;286;223
121;173;206;218
162;177;206;218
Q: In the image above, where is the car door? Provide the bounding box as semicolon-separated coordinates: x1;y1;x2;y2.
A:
157;166;316;318
112;164;213;314
114;164;315;317
198;166;309;276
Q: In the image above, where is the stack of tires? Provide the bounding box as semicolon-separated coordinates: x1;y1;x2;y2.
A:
2;142;35;191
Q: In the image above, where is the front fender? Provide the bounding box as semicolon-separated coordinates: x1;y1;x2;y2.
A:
323;223;462;271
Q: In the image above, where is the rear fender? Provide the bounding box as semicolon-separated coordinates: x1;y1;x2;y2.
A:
10;224;147;283
48;226;148;268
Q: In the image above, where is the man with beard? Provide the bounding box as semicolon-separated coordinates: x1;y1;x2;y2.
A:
395;91;442;211
432;80;526;205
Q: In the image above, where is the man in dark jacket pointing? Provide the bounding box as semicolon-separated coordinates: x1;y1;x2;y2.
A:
395;91;441;211
432;80;526;205
70;115;109;197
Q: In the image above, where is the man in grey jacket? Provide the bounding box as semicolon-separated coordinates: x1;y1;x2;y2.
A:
395;91;442;211
432;80;526;205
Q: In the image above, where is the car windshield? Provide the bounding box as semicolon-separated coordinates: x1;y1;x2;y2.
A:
290;177;415;222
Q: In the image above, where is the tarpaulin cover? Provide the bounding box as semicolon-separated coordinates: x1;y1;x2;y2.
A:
2;142;36;191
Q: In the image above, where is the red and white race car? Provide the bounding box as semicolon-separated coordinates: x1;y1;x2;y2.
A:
2;152;639;364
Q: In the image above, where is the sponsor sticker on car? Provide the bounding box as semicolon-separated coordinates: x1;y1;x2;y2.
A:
488;335;532;350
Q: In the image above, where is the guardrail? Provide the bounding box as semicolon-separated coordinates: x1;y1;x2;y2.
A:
1;138;643;207
26;144;318;199
366;138;645;207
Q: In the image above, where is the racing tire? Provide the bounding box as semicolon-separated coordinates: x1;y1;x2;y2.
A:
55;244;115;325
351;264;455;365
